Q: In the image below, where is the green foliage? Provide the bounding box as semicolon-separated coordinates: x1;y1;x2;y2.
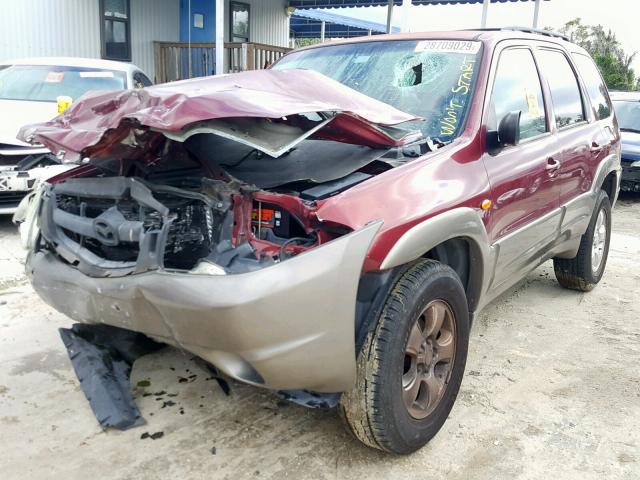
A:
293;38;323;48
555;18;637;91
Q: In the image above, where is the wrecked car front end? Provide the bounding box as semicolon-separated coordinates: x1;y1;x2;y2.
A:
28;172;383;392
21;69;420;397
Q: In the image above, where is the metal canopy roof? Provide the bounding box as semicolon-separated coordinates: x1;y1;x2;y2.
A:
289;0;544;8
291;9;400;37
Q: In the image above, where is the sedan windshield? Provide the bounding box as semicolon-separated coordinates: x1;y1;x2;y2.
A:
273;39;482;141
0;65;126;102
613;100;640;133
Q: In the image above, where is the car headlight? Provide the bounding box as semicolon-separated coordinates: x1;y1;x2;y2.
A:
13;184;44;250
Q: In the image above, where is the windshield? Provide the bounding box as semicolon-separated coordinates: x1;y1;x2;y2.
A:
273;39;482;141
0;65;126;102
613;99;640;133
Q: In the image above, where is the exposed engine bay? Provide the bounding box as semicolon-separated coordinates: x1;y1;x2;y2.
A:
38;133;436;278
20;68;438;277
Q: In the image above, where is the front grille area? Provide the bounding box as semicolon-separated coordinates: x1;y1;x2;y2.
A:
0;153;30;166
0;190;27;208
55;192;218;270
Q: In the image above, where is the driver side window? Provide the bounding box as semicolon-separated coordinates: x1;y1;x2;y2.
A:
489;48;547;142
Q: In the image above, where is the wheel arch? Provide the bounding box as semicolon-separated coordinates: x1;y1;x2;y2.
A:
593;152;621;207
379;208;490;315
601;170;618;205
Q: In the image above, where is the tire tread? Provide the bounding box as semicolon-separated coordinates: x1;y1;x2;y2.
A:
340;259;466;453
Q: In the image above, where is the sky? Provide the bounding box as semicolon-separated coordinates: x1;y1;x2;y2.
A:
332;0;640;72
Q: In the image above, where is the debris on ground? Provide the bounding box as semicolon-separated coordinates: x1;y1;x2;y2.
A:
59;324;164;430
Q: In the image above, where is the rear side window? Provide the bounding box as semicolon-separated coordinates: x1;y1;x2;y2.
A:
536;49;585;128
572;53;612;120
489;48;547;141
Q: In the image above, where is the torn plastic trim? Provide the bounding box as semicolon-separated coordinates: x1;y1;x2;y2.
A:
59;323;164;430
275;390;341;408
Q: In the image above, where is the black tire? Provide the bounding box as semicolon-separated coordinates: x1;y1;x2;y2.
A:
554;190;612;292
339;259;470;454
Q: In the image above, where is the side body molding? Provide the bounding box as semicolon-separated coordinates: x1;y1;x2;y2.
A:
380;208;492;313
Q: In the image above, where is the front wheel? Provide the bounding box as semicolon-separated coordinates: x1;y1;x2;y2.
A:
554;190;612;292
339;259;470;454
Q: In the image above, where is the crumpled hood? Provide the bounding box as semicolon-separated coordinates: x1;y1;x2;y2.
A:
18;69;421;162
0;99;58;147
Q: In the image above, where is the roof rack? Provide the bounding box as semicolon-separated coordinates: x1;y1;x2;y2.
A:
469;26;569;42
502;26;569;41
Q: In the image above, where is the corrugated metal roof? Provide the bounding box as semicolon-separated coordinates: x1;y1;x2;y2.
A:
291;9;399;37
289;0;547;8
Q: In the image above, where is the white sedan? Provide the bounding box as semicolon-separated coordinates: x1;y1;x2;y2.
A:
0;57;151;214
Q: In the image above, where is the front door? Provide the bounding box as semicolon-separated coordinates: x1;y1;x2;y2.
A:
482;47;562;290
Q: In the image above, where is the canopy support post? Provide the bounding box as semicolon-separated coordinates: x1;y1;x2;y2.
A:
215;0;224;75
321;20;326;42
386;0;394;34
401;0;411;33
533;0;541;28
481;0;489;28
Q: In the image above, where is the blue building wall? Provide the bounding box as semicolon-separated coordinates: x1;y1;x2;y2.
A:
179;0;216;42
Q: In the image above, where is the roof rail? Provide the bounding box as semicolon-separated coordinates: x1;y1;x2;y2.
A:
468;26;569;42
501;26;569;41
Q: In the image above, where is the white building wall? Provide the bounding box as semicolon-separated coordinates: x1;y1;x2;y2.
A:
0;0;180;78
224;0;289;47
130;0;180;76
0;0;101;61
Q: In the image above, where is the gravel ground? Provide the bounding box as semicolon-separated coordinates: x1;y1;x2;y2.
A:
0;193;638;480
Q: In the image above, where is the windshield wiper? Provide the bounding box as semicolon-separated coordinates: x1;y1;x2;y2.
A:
385;136;449;160
621;127;640;134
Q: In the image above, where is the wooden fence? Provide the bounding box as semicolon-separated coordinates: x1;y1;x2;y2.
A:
154;41;292;83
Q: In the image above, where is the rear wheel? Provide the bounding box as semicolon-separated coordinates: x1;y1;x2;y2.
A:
554;190;611;291
339;259;469;454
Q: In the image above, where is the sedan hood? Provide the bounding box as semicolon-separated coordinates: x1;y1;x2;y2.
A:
18;69;421;162
0;99;58;147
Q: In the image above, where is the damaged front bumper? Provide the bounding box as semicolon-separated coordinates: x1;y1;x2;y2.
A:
28;220;381;393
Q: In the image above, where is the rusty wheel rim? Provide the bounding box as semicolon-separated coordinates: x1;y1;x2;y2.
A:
402;300;456;420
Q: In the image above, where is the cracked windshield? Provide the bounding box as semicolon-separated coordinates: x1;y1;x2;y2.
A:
273;39;482;142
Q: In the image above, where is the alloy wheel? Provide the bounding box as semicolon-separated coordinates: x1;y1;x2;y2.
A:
402;300;456;419
591;208;607;274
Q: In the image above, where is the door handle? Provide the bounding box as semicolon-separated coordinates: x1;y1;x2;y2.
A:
546;157;560;172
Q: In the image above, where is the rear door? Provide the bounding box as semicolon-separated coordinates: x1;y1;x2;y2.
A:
482;46;562;290
571;52;619;180
533;47;591;209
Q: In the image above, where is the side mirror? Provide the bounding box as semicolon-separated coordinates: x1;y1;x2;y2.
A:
497;110;521;147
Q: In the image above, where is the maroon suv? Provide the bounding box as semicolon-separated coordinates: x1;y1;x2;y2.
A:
17;29;621;454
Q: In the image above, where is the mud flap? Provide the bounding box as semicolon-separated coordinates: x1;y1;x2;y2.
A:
59;324;164;430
